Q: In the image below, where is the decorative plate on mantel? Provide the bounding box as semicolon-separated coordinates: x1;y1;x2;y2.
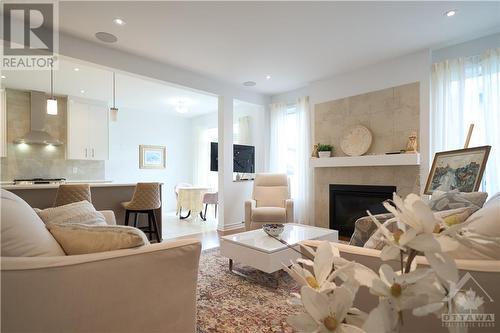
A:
340;125;373;156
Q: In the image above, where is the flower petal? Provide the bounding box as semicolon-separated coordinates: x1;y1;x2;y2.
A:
370;278;389;297
412;200;438;234
362;300;396;333
402;268;432;284
329;285;355;322
398;228;417;246
413;302;444;317
379;264;397;285
314;241;334;284
425;251;459;283
406;233;441;253
301;286;330;323
282;263;308;286
338;323;366;333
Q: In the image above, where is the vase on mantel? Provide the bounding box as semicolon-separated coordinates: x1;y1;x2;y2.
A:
318;151;331;158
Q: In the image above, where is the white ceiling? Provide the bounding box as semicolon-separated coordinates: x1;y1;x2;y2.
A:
1;57;218;117
57;1;500;95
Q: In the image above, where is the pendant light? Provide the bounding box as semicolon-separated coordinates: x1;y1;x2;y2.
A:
46;64;57;115
110;72;118;121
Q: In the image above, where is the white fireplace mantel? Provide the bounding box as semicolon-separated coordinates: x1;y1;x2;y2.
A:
310;153;420;168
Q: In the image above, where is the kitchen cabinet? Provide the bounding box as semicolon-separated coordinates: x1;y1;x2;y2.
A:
67;98;109;160
0;89;6;157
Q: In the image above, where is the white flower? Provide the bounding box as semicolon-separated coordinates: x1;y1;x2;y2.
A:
283;241;340;292
287;285;365;333
370;264;431;312
383;193;439;235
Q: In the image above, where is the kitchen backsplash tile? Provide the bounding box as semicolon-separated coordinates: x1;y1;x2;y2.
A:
0;89;104;181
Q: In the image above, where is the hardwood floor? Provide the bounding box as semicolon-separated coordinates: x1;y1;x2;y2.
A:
168;230;220;250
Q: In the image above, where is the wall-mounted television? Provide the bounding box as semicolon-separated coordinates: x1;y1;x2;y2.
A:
210;142;255;173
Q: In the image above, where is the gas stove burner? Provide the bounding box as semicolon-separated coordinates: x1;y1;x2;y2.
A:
13;178;66;185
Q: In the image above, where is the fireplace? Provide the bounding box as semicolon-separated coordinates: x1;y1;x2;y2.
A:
329;184;396;237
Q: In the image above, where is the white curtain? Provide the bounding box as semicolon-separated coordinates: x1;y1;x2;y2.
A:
431;48;500;195
269;102;288;173
269;98;312;225
294;96;312;225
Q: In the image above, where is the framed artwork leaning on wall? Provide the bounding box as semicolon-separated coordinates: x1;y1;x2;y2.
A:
424;145;491;194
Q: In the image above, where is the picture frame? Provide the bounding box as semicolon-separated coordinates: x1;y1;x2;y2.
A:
139;145;166;169
424;145;491;195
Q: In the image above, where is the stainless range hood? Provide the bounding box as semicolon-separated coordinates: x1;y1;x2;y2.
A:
13;91;63;146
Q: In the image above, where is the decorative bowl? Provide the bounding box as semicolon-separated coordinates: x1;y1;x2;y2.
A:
263;223;285;237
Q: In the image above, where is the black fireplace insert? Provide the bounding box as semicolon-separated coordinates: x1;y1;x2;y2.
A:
329;184;396;238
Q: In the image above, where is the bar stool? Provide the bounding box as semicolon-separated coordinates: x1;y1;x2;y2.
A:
53;184;92;207
121;182;162;242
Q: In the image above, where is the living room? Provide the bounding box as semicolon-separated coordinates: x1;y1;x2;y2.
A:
1;1;499;333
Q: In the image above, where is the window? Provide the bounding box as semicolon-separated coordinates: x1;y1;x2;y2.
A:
431;49;500;195
285;104;298;198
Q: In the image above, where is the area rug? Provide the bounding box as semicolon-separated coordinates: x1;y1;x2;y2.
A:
197;248;300;333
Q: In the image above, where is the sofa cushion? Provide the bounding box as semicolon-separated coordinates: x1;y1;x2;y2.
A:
466;197;500;237
430;190;488;211
0;189;65;257
251;207;286;222
37;200;107;226
349;213;394;247
363;207;475;250
46;223;150;255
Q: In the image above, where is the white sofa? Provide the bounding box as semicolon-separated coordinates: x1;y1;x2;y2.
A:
1;189;202;333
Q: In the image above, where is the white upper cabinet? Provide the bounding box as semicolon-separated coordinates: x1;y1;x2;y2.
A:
0;89;6;158
67;98;109;160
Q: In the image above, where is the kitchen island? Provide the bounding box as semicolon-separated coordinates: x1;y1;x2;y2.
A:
1;182;163;239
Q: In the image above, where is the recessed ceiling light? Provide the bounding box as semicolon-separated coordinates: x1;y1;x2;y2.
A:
265;75;271;80
112;18;126;26
80;89;85;94
444;10;457;17
95;31;118;43
243;81;256;87
73;67;80;72
175;100;188;114
0;75;6;79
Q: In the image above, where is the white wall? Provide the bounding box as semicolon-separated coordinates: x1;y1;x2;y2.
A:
105;107;193;211
190;101;268;229
272;49;432;222
432;33;500;63
58;33;271;231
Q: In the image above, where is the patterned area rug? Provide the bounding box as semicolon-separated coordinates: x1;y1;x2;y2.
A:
197;248;300;333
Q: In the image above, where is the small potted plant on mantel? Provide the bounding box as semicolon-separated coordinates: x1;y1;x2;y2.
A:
317;143;333;158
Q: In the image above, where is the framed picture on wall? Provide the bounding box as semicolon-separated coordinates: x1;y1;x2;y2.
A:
139;145;166;169
424;145;490;194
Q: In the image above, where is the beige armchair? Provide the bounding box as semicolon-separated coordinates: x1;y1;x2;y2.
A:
245;173;294;230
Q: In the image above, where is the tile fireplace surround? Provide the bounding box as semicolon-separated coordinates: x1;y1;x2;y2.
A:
314;82;420;229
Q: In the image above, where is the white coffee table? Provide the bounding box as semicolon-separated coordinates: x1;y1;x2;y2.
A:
220;223;338;275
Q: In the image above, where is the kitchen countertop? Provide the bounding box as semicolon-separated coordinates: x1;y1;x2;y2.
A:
0;181;139;190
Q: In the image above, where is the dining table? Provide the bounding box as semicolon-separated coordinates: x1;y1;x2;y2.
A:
176;186;212;220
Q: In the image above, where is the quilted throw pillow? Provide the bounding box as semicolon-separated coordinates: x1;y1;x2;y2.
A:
47;223;149;255
429;190;488;212
349;213;394;247
37;201;107;226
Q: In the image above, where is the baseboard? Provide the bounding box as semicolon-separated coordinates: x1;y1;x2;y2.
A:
217;222;245;236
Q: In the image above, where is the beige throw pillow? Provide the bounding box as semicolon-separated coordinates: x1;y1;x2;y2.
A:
47;223;150;255
1;189;65;257
38;201;107;226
